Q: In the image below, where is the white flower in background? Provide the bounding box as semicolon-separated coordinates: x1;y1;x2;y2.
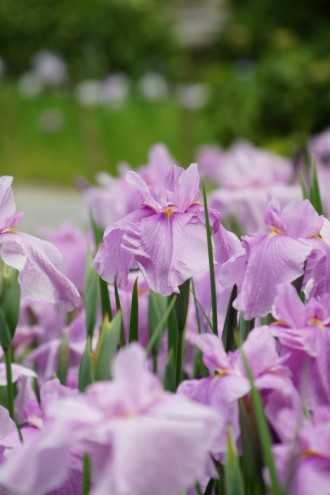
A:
137;72;169;101
74;80;101;106
176;83;210;109
99;73;130;107
32;50;67;86
17;71;44;97
39;109;64;134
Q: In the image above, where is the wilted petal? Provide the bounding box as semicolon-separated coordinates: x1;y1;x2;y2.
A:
0;232;81;312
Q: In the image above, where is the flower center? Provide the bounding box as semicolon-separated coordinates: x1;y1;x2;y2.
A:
164;204;177;218
307;318;325;330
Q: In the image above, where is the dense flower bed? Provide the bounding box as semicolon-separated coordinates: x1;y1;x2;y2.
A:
1;133;330;494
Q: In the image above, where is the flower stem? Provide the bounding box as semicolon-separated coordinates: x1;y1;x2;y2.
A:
4;348;15;420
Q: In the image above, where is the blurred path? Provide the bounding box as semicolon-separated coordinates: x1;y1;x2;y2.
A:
14;185;86;234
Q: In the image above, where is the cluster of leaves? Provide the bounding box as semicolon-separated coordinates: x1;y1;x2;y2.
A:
201;0;330;148
0;0;181;80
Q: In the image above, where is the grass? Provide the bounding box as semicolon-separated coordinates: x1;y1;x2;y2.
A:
0;83;218;186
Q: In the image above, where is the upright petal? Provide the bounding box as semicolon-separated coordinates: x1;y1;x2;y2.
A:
124;212;210;295
272;284;306;328
280;200;323;238
176;163;201;212
123;212;174;295
189;334;229;371
0;176;23;231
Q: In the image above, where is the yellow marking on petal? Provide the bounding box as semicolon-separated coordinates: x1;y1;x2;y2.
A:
271;320;288;327
123;412;135;420
268;229;281;239
301;449;321;458
165;207;173;218
212;369;230;382
191;201;202;206
307;318;325;330
307;232;322;239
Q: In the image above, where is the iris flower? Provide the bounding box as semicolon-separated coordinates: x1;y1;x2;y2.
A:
0;177;81;312
95;163;218;296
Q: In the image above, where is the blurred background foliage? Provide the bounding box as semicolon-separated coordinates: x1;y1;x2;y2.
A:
0;0;329;184
0;0;181;80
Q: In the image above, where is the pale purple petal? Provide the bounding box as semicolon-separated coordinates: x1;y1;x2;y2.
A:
0;232;81;312
213;223;241;265
280;200;324;238
235;234;312;319
0;364;36;386
93;412;217;495
0;423;74;495
305;246;330;298
0;176;23;232
125;171;160;211
237;327;281;377
124;212;210;295
94;208;152;286
0;407;18;441
189;334;229;371
272;284;306;328
176;163;201;212
112;344;159;411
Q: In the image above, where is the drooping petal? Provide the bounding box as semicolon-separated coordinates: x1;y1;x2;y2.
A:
0;232;81;312
0;423;75;495
0;364;36;386
94;208;153;287
305;246;330;298
93;409;217;495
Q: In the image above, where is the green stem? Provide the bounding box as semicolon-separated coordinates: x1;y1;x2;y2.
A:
82;453;91;495
202;183;218;334
4;348;15;420
175;327;184;388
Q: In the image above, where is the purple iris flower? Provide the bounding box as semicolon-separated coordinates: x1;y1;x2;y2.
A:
179;327;295;456
0;177;81;312
220;198;326;319
94;163;218;296
271;284;330;408
0;345;219;495
270;405;330;495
